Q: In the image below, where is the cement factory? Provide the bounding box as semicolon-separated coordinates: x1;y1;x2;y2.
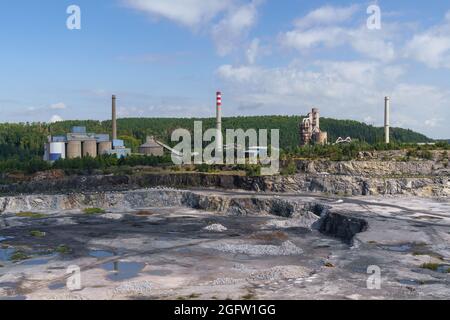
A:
43;91;393;162
299;108;328;146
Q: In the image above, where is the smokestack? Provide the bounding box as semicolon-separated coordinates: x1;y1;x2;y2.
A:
216;91;223;152
384;96;390;144
112;95;117;141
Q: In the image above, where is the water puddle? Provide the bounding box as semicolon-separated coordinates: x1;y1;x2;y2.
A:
89;250;116;258
22;257;53;266
381;244;413;253
102;261;145;281
0;248;15;262
0;236;13;242
48;282;66;290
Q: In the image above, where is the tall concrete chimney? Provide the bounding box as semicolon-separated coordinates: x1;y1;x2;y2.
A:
384;96;390;144
216;91;223;152
112;95;117;141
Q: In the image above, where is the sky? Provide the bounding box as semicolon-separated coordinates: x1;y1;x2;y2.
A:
0;0;449;139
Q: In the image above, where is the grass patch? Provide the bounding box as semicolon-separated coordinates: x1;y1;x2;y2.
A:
55;245;71;255
10;251;30;262
16;212;46;219
420;263;440;271
83;208;106;215
29;230;46;238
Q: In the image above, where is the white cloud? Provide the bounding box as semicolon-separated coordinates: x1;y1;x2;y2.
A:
124;0;262;56
49;115;63;123
211;1;261;56
49;102;67;110
405;11;450;68
246;38;260;64
294;5;359;29
123;0;229;27
217;60;450;138
279;5;396;62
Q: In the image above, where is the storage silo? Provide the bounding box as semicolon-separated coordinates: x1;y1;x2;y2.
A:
67;141;82;159
49;142;66;161
83;140;98;157
98;141;112;155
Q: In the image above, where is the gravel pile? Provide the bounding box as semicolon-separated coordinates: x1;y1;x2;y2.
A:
210;277;243;286
209;241;303;256
248;265;310;281
204;224;228;232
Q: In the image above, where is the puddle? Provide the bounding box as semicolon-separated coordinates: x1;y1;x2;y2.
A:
0;248;15;261
102;261;145;281
0;282;18;288
22;257;53;266
48;282;66;290
398;279;421;286
381;244;413;253
89;250;116;258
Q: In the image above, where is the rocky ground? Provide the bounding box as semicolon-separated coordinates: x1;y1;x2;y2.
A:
0;188;449;300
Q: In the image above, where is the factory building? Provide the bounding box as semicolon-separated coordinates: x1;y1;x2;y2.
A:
139;136;164;156
44;95;131;162
299;108;328;146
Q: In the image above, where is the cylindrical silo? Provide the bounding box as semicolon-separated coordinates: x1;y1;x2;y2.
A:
67;141;82;159
49;142;66;161
98;141;112;155
83;140;97;157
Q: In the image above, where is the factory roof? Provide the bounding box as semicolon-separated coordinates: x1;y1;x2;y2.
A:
140;136;162;148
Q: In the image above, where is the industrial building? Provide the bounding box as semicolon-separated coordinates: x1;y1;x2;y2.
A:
299;108;328;146
139;136;164;156
44;95;131;162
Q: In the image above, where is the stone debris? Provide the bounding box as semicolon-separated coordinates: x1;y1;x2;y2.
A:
102;213;124;220
203;224;228;232
210;277;243;286
248;266;310;282
208;241;303;256
113;280;153;296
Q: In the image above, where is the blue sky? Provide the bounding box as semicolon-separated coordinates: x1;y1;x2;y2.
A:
0;0;449;138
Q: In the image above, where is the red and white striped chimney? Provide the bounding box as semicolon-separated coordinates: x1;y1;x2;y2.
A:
216;91;223;152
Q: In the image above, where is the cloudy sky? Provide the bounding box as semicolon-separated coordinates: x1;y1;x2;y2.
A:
0;0;449;138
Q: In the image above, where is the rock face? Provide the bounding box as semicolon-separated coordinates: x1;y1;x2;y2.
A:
314;210;369;245
0;158;448;197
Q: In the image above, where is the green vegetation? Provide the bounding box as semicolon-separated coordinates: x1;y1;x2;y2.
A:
10;251;29;262
29;230;46;238
0;117;446;175
83;208;106;215
16;212;46;219
55;245;71;255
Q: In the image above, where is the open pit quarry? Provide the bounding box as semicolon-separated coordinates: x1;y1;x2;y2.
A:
0;153;449;300
0;186;449;300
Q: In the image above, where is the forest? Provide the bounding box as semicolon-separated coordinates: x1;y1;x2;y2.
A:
0;115;437;174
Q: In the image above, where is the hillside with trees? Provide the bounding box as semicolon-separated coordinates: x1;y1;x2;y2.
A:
0;116;432;162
